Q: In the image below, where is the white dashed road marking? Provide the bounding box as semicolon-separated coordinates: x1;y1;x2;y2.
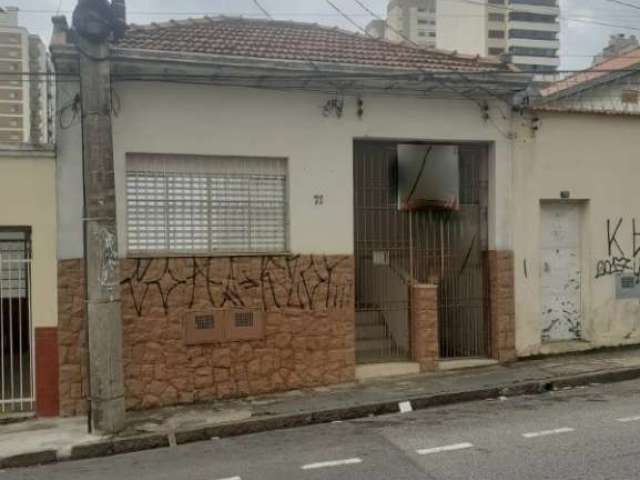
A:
301;458;363;470
617;416;640;423
416;443;474;455
216;477;241;480
522;427;575;439
399;401;413;413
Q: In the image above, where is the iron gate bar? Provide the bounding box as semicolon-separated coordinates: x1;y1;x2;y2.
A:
0;228;34;412
354;142;411;363
354;141;490;363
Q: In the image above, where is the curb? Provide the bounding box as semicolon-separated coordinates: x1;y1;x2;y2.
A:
0;412;36;427
4;365;640;470
0;450;58;469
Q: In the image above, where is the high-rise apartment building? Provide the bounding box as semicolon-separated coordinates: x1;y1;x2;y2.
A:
368;0;560;73
0;7;53;145
499;0;560;73
385;0;437;48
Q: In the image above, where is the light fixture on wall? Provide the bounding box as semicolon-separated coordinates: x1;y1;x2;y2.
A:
530;115;540;132
357;96;364;119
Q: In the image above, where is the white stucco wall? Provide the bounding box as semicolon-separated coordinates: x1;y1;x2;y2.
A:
56;81;514;260
0;149;57;327
513;112;640;356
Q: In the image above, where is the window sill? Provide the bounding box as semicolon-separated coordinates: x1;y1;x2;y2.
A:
125;251;293;259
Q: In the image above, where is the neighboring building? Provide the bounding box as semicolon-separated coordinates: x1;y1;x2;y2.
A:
383;0;560;73
593;34;639;66
513;55;640;355
0;7;53;145
0;9;57;418
0;144;58;417
534;46;640;115
51;15;522;416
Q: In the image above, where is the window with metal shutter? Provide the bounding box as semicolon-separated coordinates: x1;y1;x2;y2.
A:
126;154;288;254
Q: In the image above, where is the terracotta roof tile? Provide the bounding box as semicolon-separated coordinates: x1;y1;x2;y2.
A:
541;46;640;97
531;105;640;116
115;16;506;72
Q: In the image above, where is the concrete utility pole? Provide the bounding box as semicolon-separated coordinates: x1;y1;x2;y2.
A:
72;0;126;434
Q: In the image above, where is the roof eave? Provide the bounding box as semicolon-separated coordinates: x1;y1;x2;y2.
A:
530;106;640;118
536;67;640;106
51;43;512;75
50;44;528;97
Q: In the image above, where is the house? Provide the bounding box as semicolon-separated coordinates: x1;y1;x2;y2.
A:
0;143;57;417
48;14;528;416
0;9;56;418
512;48;640;355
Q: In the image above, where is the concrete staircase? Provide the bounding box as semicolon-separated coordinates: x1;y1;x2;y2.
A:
356;310;401;364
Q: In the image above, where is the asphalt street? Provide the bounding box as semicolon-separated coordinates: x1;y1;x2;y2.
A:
6;378;640;480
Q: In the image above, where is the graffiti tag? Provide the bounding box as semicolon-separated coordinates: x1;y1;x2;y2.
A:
595;218;640;284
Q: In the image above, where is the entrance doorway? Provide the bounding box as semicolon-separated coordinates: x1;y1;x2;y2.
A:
353;141;490;364
0;228;33;412
540;203;584;342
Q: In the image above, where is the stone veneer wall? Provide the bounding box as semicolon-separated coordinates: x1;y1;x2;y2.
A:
410;284;439;372
486;251;517;362
58;255;355;416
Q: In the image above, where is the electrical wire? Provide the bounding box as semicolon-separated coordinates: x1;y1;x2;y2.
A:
6;66;640;77
325;0;513;122
349;0;512;117
15;1;640;32
246;1;348;93
251;0;273;19
606;0;640;11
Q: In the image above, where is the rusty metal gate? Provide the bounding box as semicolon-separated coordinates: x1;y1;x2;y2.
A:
0;228;34;412
354;142;489;364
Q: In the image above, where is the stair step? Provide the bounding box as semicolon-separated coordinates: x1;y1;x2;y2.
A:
356;338;395;353
356;311;383;327
356;324;387;340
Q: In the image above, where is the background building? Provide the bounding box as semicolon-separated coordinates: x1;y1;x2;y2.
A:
385;0;437;48
504;0;560;73
0;7;53;145
372;0;560;73
593;34;639;65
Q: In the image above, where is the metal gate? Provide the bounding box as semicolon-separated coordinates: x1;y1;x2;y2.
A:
0;228;34;412
354;142;412;363
354;142;489;364
435;147;489;358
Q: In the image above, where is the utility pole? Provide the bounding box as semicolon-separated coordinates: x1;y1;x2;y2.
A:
72;0;127;434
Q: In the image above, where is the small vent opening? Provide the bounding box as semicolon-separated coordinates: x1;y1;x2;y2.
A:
235;311;255;328
621;276;636;289
195;315;215;330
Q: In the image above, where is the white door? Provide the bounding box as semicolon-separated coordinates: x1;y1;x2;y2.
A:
540;203;583;342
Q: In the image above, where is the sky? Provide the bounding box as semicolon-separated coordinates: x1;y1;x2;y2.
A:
11;0;640;71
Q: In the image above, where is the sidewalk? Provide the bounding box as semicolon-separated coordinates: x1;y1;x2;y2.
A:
3;347;640;469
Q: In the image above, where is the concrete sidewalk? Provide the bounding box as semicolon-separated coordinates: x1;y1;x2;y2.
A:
4;347;640;469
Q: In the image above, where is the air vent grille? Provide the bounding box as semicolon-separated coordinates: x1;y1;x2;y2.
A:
235;311;254;328
184;309;265;344
194;315;215;330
